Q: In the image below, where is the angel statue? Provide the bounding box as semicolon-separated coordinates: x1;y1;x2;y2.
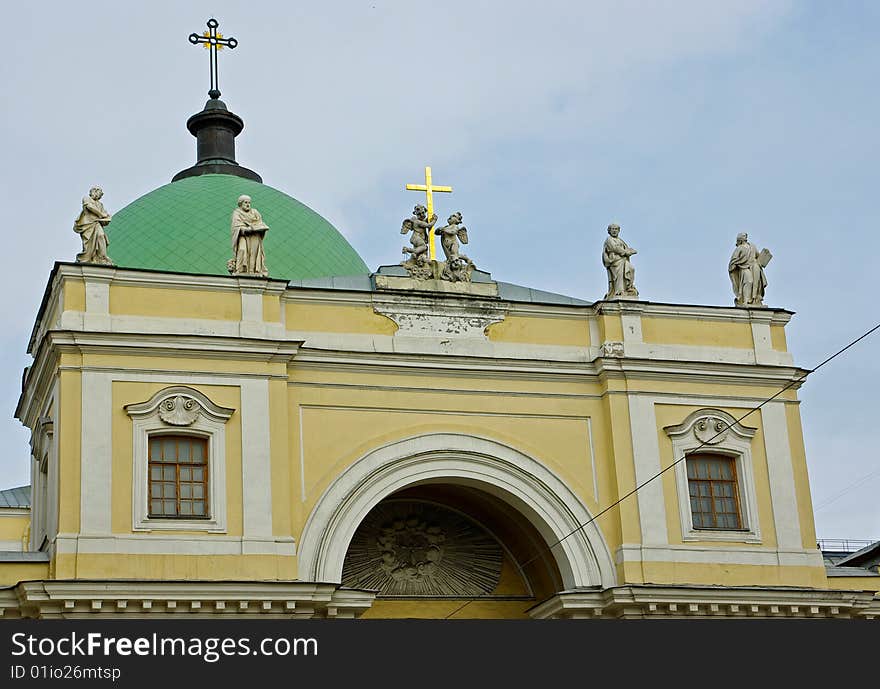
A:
400;204;436;280
435;212;474;282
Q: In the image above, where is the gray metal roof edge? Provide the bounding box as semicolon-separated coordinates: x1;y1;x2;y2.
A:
0;485;30;509
0;552;47;562
825;565;880;577
287;269;594;306
836;540;880;567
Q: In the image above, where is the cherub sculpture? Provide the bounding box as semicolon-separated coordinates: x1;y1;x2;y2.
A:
435;212;474;282
400;204;437;280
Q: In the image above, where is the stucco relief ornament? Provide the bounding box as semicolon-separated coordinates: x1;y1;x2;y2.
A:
341;502;503;596
158;395;202;426
602;342;625;357
694;416;729;444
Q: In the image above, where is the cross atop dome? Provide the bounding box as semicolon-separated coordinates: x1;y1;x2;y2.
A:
173;18;261;183
188;18;238;100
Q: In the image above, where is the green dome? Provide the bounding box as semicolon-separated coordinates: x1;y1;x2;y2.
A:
105;175;369;280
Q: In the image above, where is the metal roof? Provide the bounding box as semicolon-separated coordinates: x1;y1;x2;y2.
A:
0;485;30;509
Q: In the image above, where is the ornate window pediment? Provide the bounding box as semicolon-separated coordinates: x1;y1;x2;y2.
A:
664;409;761;543
125;387;234;532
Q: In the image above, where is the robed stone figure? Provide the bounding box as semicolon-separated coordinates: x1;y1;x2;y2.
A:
73;187;114;265
229;194;270;277
728;232;769;307
602;223;638;299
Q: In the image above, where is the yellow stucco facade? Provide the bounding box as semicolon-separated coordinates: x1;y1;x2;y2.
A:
2;263;877;619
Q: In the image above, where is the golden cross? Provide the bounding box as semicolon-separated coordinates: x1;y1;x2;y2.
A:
406;166;452;260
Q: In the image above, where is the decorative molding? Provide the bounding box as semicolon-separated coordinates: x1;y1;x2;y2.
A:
126;386;235;425
341;500;503;596
1;580;375;619
298;433;617;590
158;395;202;426
664;408;757;445
664;409;761;544
601;342;625;357
615;543;824;567
528;585;880;619
125;386;234;533
372;298;505;341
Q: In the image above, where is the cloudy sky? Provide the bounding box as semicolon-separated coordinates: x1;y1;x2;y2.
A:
1;2;877;541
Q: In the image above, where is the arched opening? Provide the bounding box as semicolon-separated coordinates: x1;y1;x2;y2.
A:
340;484;564;618
297;434;616;618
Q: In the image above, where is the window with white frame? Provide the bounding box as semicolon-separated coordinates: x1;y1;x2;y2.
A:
664;409;761;543
686;453;743;530
148;435;209;518
125;387;233;532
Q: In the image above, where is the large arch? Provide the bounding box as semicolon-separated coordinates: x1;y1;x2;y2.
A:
297;433;617;590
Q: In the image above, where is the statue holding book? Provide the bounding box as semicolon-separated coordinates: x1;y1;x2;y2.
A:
228;194;270;277
728;232;771;307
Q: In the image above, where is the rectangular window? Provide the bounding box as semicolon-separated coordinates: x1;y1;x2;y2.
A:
686;454;742;530
148;435;209;518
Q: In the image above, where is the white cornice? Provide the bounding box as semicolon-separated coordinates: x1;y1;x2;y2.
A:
54;262;289;294
528;585;879;619
5;580;376;619
45;331;302;362
595;299;794;324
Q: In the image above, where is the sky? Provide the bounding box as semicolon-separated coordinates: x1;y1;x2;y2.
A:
1;1;877;541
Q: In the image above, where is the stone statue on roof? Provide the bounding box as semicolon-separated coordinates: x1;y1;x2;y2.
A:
728;232;770;307
73;186;114;265
435;212;475;282
400;204;436;280
602;223;638;299
228;194;270;277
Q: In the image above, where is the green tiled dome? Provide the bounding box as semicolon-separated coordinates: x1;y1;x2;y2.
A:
105;175;368;280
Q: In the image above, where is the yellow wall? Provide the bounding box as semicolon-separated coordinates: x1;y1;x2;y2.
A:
110;285;241;321
0;562;50;586
63;279;85;312
824;576;880;592
55;554;294;581
770;325;788;351
0;513;29;545
642;317;753;348
57;369;81;535
486;315;589;346
285;302;396;335
291;380;601;526
786;404;818;550
597;314;623;342
263;294;281;323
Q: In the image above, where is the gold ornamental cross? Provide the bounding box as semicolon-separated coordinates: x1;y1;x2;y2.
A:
406;166;452;260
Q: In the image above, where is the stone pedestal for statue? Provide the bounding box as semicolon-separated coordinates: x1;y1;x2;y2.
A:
373;264;499;298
